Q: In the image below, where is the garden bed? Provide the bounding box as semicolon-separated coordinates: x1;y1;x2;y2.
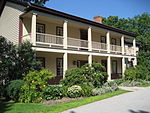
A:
42;97;83;106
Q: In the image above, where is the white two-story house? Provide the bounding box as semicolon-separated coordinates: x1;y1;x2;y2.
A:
0;0;138;83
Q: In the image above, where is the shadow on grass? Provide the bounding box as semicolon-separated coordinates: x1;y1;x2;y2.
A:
0;98;14;113
129;109;150;113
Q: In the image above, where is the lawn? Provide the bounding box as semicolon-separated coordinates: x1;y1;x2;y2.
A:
0;90;128;113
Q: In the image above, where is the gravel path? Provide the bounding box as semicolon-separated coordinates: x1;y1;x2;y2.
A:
62;87;150;113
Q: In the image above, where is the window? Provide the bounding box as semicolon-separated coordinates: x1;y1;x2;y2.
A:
36;57;45;68
36;23;45;42
56;26;63;36
80;29;88;40
101;60;107;71
111;38;117;45
111;60;117;74
101;36;106;43
56;58;63;76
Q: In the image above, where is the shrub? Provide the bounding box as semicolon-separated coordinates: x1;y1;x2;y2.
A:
124;67;141;81
120;80;142;87
4;80;24;101
67;85;82;98
44;85;64;100
92;81;118;96
81;84;93;97
19;69;55;103
113;79;126;85
61;63;108;88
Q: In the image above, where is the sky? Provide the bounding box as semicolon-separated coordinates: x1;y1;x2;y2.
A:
45;0;150;21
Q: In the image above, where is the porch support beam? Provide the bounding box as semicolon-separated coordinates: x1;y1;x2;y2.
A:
107;56;111;81
121;35;125;55
88;26;92;51
106;31;110;53
133;38;136;56
63;20;68;49
63;52;68;78
31;13;37;46
133;58;137;66
122;57;125;78
88;54;92;65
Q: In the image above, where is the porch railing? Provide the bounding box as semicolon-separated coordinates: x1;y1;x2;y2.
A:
110;44;122;53
67;37;88;50
22;33;137;56
124;46;134;56
92;41;107;51
36;33;64;47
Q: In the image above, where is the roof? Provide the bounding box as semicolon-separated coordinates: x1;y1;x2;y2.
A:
1;0;138;37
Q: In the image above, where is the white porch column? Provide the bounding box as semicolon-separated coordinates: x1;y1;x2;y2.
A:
107;56;111;81
88;26;92;51
63;52;68;78
31;13;37;46
121;35;125;55
133;58;137;66
133;38;136;56
63;20;68;49
106;31;110;53
88;54;92;65
122;57;125;78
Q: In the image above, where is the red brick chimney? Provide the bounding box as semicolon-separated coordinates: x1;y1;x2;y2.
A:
93;16;103;23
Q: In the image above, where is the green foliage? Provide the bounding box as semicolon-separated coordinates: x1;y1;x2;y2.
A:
81;84;93;97
124;67;142;81
61;63;108;88
0;37;41;84
17;0;49;6
4;80;24;101
0;36;16;84
19;69;55;103
92;81;118;96
119;80;142;87
44;85;64;100
67;85;82;98
16;41;42;79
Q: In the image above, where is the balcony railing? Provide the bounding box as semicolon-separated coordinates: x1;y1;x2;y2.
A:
22;33;135;56
36;33;64;47
124;46;134;56
92;41;107;51
110;44;122;53
68;37;88;50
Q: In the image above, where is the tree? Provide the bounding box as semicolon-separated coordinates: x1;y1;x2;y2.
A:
102;13;150;80
0;36;41;85
17;0;49;6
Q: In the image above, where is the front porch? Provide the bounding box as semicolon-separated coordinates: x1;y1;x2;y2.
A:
36;51;124;84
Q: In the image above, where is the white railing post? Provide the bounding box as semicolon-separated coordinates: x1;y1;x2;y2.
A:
133;38;136;56
106;31;110;53
63;52;68;78
88;26;92;51
88;54;92;65
107;56;111;81
31;13;37;46
63;20;68;49
121;35;125;55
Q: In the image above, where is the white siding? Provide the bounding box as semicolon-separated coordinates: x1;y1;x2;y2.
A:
0;2;25;44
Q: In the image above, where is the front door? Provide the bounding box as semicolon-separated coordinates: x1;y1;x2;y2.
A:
80;29;88;49
111;60;117;74
101;60;107;71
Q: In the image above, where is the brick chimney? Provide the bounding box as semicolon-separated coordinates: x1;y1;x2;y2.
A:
93;16;103;23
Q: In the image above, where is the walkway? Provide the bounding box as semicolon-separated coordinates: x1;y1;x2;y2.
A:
62;87;150;113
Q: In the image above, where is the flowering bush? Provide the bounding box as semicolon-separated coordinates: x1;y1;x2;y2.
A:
19;69;55;103
61;63;108;88
44;85;64;100
67;85;82;98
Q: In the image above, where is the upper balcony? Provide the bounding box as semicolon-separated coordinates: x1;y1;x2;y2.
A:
21;13;137;56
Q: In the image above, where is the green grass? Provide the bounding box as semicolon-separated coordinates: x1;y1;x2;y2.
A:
0;90;129;113
137;84;150;87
